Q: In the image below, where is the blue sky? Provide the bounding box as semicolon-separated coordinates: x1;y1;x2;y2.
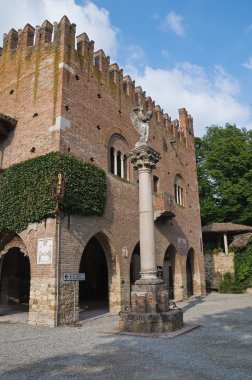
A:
1;0;252;136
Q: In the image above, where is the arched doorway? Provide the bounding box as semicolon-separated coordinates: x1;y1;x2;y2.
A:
186;249;194;297
79;236;108;310
130;242;140;285
163;245;176;299
0;248;30;305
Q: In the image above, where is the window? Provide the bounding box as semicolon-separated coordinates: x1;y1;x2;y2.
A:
108;134;128;179
153;175;159;193
174;174;185;206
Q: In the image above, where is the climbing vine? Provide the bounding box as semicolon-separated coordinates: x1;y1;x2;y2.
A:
234;241;252;288
0;152;106;234
219;239;252;293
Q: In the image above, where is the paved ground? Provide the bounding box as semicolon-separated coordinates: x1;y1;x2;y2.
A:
0;292;251;380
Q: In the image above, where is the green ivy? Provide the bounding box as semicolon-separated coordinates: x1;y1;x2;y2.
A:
234;241;252;288
219;239;252;293
0;152;106;234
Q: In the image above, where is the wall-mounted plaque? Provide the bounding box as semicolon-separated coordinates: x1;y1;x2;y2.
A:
37;238;53;264
178;238;187;254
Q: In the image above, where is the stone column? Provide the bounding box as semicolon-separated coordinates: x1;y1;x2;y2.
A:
129;144;160;282
119;107;183;334
120;155;124;179
223;233;228;255
113;149;117;176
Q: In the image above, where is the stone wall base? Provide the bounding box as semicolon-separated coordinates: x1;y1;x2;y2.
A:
120;309;183;333
29;277;56;327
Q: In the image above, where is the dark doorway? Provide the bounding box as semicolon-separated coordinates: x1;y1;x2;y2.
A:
79;236;108;310
163;245;176;299
186;250;194;297
0;248;30;305
130;242;140;285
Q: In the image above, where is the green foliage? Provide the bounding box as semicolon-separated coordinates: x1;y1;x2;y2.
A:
195;125;252;226
219;239;252;293
234;240;252;287
219;272;244;294
0;152;106;234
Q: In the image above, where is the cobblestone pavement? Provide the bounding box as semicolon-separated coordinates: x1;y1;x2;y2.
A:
0;293;251;380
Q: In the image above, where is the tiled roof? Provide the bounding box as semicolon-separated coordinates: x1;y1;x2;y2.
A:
229;232;252;249
202;223;252;233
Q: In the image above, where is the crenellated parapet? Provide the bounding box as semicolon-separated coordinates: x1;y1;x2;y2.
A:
0;16;194;145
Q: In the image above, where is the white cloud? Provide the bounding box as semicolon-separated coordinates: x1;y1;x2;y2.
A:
0;0;119;58
162;11;185;37
242;57;252;70
128;63;251;136
123;45;147;78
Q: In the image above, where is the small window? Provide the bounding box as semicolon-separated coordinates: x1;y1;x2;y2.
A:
174;174;185;206
108;133;128;180
109;147;127;179
153;175;159;193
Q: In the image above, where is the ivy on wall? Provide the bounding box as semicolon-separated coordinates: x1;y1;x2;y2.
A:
219;239;252;293
234;241;252;288
0;152;106;234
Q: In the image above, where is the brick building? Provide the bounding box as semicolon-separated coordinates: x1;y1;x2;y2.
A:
0;17;205;326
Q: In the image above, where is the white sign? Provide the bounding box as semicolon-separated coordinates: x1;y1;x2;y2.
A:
37;238;53;264
178;238;187;254
64;272;85;281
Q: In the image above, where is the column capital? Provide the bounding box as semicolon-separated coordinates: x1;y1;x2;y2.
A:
129;144;160;172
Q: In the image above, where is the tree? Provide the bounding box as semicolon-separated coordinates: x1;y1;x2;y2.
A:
195;124;252;226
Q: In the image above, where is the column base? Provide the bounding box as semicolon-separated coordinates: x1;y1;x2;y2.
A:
119;282;183;333
119;310;183;333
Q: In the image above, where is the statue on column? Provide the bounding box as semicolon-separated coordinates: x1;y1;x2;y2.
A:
130;106;153;147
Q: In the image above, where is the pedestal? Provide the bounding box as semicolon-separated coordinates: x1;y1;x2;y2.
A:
119;282;183;333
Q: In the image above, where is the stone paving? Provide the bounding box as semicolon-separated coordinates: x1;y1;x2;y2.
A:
0;292;252;379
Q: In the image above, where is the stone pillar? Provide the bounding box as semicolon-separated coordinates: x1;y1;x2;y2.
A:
120;155;124;179
113;149;117;176
223;233;228;255
130;145;160;282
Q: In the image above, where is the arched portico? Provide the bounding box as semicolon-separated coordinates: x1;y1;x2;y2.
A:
186;247;203;297
0;247;30;305
163;244;184;300
163;244;176;299
79;235;108;310
130;242;140;285
0;235;30;320
186;248;194;297
75;231;121;318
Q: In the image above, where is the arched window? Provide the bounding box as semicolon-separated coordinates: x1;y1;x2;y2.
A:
174;174;185;206
108;134;128;180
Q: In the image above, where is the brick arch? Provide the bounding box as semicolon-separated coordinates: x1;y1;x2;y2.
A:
0;234;29;278
72;227;116;270
0;233;31;306
0;234;28;259
163;243;182;300
73;228;121;313
103;127;129;147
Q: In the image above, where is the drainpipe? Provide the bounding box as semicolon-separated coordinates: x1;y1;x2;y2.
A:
55;212;61;326
52;173;65;327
